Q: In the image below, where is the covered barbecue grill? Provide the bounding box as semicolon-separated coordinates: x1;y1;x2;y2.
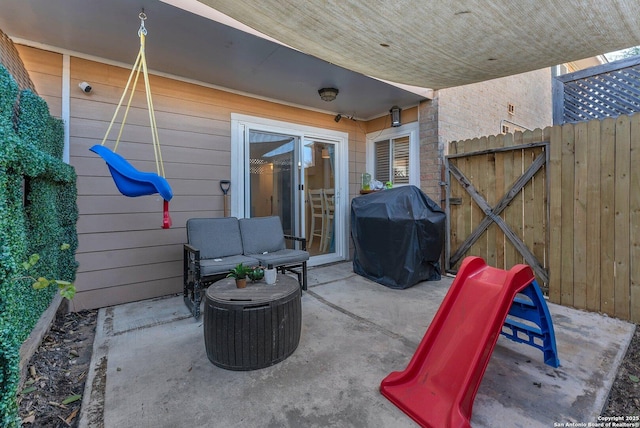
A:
351;185;446;289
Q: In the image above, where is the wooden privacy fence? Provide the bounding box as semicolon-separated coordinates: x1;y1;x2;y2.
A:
446;113;640;323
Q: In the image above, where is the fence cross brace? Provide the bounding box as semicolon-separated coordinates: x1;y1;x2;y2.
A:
448;151;548;284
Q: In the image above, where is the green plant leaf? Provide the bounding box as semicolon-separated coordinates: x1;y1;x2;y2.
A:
60;286;76;300
629;374;640;383
21;386;36;395
227;263;251;279
60;243;70;250
61;394;81;405
32;278;50;289
28;254;40;265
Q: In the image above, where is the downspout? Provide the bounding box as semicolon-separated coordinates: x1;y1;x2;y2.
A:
62;54;70;164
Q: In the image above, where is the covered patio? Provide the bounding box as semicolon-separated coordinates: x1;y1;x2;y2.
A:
1;1;639;426
79;263;634;427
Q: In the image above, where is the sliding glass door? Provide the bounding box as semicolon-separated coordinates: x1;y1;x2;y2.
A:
247;130;298;236
231;114;348;265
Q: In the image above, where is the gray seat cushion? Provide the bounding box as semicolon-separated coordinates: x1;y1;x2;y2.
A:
199;255;260;277
187;217;244;259
254;249;309;267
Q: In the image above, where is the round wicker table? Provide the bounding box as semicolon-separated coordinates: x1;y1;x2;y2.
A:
203;275;301;370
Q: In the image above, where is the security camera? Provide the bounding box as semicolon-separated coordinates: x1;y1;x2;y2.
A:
78;82;92;93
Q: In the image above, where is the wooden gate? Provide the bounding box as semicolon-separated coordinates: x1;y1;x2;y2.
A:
446;117;639;322
445;132;549;290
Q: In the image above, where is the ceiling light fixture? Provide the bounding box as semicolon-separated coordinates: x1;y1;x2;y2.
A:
318;87;339;102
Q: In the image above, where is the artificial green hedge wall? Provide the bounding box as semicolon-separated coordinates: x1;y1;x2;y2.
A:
0;66;78;427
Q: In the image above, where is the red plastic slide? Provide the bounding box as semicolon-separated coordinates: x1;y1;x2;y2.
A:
380;257;535;428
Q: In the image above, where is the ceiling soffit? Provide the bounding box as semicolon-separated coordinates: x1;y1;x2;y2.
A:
201;0;640;89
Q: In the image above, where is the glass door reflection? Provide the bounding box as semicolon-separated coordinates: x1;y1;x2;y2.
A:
248;130;298;236
303;140;335;256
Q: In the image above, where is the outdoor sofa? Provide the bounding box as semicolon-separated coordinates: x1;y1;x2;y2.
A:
183;216;309;318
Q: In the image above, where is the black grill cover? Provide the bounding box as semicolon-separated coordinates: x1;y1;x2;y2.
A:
351;185;446;289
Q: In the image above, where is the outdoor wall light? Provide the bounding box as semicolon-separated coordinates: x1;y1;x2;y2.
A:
318;87;339;102
390;105;402;127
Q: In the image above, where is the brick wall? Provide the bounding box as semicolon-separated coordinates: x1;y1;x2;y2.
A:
418;97;443;204
419;67;553;204
438;67;553;144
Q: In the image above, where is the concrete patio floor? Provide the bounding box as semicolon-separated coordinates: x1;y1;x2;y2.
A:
78;262;635;428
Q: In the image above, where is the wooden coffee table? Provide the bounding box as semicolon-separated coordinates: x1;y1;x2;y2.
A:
203;274;302;370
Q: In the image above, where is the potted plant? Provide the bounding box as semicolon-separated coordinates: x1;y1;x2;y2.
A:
227;263;253;288
247;266;265;282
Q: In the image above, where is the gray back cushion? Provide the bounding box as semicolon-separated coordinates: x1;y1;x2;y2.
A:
186;217;243;259
239;216;286;254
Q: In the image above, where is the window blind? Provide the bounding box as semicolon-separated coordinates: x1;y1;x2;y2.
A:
375;140;390;182
393;136;410;184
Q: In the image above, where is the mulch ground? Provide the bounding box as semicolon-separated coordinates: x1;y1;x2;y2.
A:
18;310;97;427
17;310;639;426
601;325;640;417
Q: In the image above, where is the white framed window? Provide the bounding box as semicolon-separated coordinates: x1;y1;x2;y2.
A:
366;122;419;186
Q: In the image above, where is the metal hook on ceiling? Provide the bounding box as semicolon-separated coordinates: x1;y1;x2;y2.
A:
138;9;147;36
